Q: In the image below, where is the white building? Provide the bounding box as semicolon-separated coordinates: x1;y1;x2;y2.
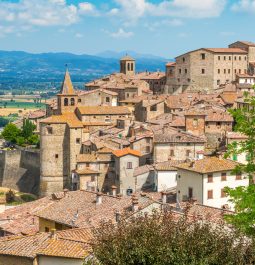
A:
236;73;255;85
176;157;249;210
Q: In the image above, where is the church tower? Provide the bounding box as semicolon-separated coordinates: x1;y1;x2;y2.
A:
120;55;136;76
57;68;78;114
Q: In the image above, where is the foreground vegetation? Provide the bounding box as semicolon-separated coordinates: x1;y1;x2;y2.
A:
1;120;39;147
86;210;255;265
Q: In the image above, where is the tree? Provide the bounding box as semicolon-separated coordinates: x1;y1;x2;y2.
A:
224;91;255;235
86;211;255;265
1;123;21;143
22;119;36;139
27;134;39;145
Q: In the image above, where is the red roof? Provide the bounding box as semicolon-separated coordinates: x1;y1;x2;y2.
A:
113;148;141;157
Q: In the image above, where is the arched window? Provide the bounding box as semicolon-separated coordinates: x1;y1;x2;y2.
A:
131;63;133;71
70;98;75;106
127;63;130;71
64;98;68;106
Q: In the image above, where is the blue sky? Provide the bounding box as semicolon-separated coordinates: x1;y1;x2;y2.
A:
0;0;254;57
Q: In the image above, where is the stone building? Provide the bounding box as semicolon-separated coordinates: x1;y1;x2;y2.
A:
40;70;133;196
165;41;255;93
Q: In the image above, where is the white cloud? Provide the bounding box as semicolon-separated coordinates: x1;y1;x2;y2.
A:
108;28;134;38
75;33;83;38
79;2;98;15
112;0;226;22
232;0;255;13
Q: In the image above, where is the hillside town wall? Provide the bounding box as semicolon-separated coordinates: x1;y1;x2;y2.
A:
0;149;40;195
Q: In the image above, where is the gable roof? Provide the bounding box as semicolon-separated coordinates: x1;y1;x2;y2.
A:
77;106;130;115
40;113;83;128
113;148;141;157
176;157;240;174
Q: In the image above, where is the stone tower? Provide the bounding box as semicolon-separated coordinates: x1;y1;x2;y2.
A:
120;55;135;76
57;68;78;114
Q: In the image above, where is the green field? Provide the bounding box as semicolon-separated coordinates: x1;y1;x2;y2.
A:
0;100;46;109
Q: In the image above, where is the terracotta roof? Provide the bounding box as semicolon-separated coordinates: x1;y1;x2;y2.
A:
120;55;135;61
35;190;155;228
154;128;206;144
113;148;141;157
231;41;255;47
176;157;241;173
40;113;83;128
59;69;76;95
204;48;247;54
78;88;118;96
166;62;176;67
226;132;248;140
0;228;92;259
133;164;154;177
77;106;130;115
75;169;100;175
28;109;46;119
219;92;238;105
0;197;54;236
135;71;165;80
155;160;184;171
205;111;233;122
83;122;114;126
98;147;114;154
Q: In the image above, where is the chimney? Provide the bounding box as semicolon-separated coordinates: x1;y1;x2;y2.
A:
112;185;117;197
132;195;139;212
161;191;167;204
115;210;121;223
96;192;103;205
50;228;57;240
63;189;69;196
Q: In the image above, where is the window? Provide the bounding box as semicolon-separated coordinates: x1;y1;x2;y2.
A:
236;172;242;180
127;162;133;169
150;105;157;111
64;98;68;106
221;189;226;198
239;69;241;73
170;150;174;157
218;69;220;74
234;56;237;60
183;57;185;62
78;99;81;103
239;56;241;61
229;56;231;60
224;56;226;60
208;174;213;183
127;63;130;71
234;69;237;74
70;98;75;106
45;227;49;232
228;69;231;74
187;78;191;82
86;163;90;167
217;122;221;126
217;80;220;85
185;69;188;74
55;154;58;159
188;187;193;199
146;138;150;144
221;173;227;181
47;127;53;134
131;63;134;71
193;118;198;127
76;138;81;144
91;176;95;182
202;69;205;74
186;150;191;157
207;190;213;199
224;69;226;74
179;69;181;74
146;146;150;153
201;53;205;60
218;56;220;60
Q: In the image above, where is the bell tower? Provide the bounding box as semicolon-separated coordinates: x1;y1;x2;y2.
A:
120;55;135;76
57;67;78;114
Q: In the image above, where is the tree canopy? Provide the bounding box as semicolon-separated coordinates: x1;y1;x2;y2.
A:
86;210;255;265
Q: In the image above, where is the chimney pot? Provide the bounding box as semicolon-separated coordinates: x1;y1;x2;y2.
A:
96;192;103;205
111;185;117;197
161;191;167;204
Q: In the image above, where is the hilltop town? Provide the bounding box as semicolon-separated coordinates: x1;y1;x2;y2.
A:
0;40;255;264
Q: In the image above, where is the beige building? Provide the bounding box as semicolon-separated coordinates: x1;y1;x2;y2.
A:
165;41;255;93
176;157;249;210
40;70;132;196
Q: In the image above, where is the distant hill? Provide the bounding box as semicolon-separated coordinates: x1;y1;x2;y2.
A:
0;50;170;90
